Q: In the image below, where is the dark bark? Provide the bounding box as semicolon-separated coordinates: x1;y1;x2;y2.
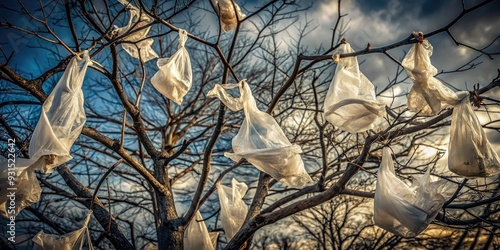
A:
57;166;134;249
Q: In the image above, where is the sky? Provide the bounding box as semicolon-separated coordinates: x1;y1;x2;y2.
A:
1;0;499;85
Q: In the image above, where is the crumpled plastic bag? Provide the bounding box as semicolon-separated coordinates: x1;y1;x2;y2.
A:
448;92;500;177
0;158;42;218
211;0;246;32
402;39;460;116
184;211;218;250
151;29;192;105
374;147;455;238
33;211;94;250
217;178;248;241
208;80;312;188
0;51;91;217
113;0;158;62
323;42;386;133
29;50;91;174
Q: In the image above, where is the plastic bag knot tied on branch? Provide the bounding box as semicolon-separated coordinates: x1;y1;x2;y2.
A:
184;211;218;250
212;0;246;32
33;211;94;250
374;147;455;238
208;80;312;188
151;29;192;105
217;178;248;241
113;0;158;62
448;91;500;177
323;42;386;133
402;38;460;116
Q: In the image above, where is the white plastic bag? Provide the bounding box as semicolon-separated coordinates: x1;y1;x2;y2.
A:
208;80;312;188
374;147;455;238
29;50;91;174
184;211;218;250
323;42;386;133
0;52;91;217
402;39;460;116
217;178;248;241
113;0;158;62
33;211;94;250
151;29;192;105
211;0;246;32
448;92;500;177
0;158;42;218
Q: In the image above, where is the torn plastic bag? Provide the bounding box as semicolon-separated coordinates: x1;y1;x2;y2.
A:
217;178;248;241
448;92;500;177
211;0;246;32
402;39;460;116
0;157;42;218
33;211;94;250
374;147;455;238
151;29;192;105
184;211;218;250
323;42;386;133
208;80;312;188
29;50;91;174
113;0;158;62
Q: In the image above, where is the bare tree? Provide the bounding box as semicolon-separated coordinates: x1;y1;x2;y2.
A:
0;0;499;249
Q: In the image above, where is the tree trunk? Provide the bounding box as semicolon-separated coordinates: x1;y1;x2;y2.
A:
154;160;184;250
157;223;184;250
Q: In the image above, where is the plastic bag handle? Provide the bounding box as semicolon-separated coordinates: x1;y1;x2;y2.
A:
178;29;188;48
82;210;93;228
207;80;245;111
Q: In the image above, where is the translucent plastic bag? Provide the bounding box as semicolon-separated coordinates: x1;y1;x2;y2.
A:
208;80;312;188
184;211;218;250
151;29;192;105
374;147;455;238
402;39;460;116
217;178;248;241
33;211;94;250
211;0;246;32
29;50;92;174
113;0;158;62
0;158;42;218
448;92;500;177
323;42;386;133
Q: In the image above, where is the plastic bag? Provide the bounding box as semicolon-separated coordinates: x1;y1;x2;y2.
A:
402;39;460;116
33;211;94;250
143;242;158;250
217;178;248;241
184;211;218;250
374;147;455;238
211;0;246;32
29;50;91;174
0;52;91;217
0;158;42;218
113;0;158;62
208;80;312;188
323;42;386;133
151;29;192;105
448;92;500;177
